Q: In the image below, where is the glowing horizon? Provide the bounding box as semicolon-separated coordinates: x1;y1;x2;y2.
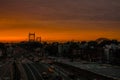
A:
0;0;120;42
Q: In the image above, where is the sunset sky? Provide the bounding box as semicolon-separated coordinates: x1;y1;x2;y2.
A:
0;0;120;42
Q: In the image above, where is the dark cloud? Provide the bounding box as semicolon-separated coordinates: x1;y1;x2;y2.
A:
0;0;120;21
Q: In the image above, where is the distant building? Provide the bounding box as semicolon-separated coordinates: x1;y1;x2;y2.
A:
35;47;43;56
6;45;13;57
103;43;120;64
0;49;2;57
58;44;63;57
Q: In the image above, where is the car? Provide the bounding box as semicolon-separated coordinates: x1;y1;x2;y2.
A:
42;72;49;79
48;67;54;73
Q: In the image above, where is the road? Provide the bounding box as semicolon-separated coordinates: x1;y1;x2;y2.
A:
23;63;44;80
21;60;75;80
0;56;89;80
0;58;88;80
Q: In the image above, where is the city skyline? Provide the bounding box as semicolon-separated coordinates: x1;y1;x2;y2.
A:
0;0;120;42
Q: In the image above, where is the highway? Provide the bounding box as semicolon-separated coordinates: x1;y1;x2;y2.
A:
1;57;110;80
21;60;75;80
23;63;43;80
0;56;89;80
22;62;55;80
0;57;89;80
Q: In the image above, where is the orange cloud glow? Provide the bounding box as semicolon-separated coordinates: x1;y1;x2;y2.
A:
0;0;120;42
0;19;120;42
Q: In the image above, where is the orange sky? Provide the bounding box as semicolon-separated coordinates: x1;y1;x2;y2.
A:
0;0;120;42
0;19;120;42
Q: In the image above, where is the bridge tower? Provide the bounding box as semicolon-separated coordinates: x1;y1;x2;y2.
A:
36;37;41;43
28;32;35;42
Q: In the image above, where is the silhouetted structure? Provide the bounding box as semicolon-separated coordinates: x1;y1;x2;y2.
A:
36;37;41;43
29;32;35;42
